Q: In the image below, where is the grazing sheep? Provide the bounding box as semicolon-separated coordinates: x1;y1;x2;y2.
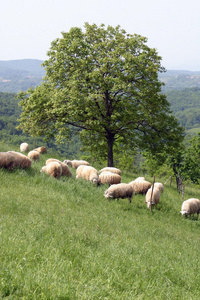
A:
76;165;99;184
40;161;62;179
129;179;151;195
180;198;200;218
63;159;90;169
7;151;32;169
154;182;164;193
99;167;121;175
0;152;16;170
104;183;133;203
20;142;29;153
99;171;121;185
46;158;72;177
28;150;40;161
145;187;160;208
33;146;47;154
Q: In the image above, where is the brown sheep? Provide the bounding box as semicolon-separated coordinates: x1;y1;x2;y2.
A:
129;179;151;195
46;158;72;177
99;171;121;185
0;152;16;170
7;151;32;169
33;146;47;154
40;161;62;179
99;167;121;175
145;187;160;208
104;183;133;203
28;150;40;161
63;159;90;169
76;165;99;184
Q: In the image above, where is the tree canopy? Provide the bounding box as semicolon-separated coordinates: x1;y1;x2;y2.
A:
17;23;184;166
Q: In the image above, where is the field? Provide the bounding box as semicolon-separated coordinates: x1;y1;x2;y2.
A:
1;144;200;299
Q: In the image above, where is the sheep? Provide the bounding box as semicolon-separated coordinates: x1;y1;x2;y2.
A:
46;158;72;177
180;198;200;218
99;167;121;175
0;152;16;171
28;150;40;161
33;146;47;154
20;142;29;153
7;151;32;169
76;165;99;184
63;159;90;169
104;183;133;203
154;182;164;193
40;161;62;179
145;187;160;208
99;171;121;185
129;179;151;195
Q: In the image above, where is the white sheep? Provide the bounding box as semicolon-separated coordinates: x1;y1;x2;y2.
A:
154;182;164;193
28;150;40;161
76;165;99;184
99;167;121;175
40;161;62;179
104;183;133;203
63;159;90;169
33;146;47;154
145;187;160;208
0;152;16;170
7;151;32;169
20;143;29;153
180;198;200;218
46;158;72;177
129;179;151;195
99;171;121;185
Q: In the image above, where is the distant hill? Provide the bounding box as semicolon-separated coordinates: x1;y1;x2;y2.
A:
0;59;45;93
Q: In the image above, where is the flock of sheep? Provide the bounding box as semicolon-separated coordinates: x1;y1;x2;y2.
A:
1;142;200;218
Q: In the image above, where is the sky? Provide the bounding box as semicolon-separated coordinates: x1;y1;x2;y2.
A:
1;0;200;71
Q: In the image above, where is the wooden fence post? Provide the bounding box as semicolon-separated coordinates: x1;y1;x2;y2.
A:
150;175;155;213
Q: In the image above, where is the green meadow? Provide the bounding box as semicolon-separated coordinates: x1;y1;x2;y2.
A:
1;144;200;299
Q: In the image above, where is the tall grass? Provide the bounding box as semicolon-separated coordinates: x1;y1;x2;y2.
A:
1;145;200;299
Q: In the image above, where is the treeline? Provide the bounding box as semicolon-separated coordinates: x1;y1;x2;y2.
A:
0;92;81;158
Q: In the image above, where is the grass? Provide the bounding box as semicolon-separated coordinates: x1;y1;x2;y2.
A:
1;145;200;299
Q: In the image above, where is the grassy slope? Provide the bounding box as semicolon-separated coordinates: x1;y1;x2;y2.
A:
1;144;200;299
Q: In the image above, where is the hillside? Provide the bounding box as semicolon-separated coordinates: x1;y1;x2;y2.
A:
0;59;45;93
1;142;200;298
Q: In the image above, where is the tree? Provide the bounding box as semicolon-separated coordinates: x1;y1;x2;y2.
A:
17;23;184;166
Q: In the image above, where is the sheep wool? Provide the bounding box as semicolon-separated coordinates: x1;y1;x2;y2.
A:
63;160;90;169
76;165;99;183
46;158;72;177
0;152;16;170
28;150;40;161
99;171;121;185
180;198;200;218
20;143;29;153
7;151;32;169
33;146;47;154
145;187;160;208
129;179;151;195
40;161;62;179
154;182;164;193
104;183;133;203
99;167;121;175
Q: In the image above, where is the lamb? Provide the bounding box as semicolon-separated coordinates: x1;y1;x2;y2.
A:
154;182;164;193
0;152;16;171
145;187;160;208
99;171;121;185
129;179;151;195
180;198;200;218
76;165;99;184
63;159;90;169
46;158;72;177
28;150;40;161
7;151;32;169
40;161;62;179
20;142;29;153
33;146;47;154
104;183;133;203
99;167;121;175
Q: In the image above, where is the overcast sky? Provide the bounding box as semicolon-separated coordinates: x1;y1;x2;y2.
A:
1;0;200;70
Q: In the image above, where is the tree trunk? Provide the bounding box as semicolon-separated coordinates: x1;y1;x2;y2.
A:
107;132;115;167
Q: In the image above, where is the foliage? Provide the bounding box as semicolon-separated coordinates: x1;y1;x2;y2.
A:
17;23;184;167
1;143;200;298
